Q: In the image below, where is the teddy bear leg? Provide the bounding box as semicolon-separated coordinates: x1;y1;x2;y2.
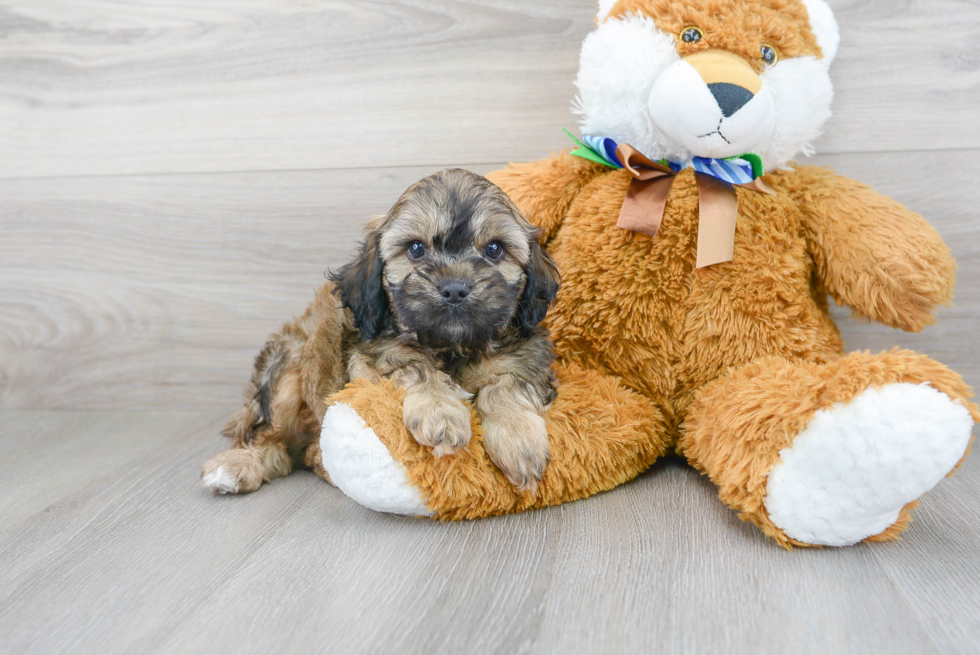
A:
317;397;433;516
316;362;671;519
681;351;977;548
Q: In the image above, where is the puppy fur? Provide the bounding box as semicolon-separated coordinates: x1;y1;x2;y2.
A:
202;169;560;494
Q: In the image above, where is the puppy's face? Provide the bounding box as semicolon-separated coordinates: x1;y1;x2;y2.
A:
333;169;559;349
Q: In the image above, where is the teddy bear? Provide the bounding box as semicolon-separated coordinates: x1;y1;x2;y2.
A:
306;0;978;548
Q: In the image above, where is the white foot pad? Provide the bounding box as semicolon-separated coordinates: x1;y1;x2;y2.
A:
765;382;973;546
320;403;432;517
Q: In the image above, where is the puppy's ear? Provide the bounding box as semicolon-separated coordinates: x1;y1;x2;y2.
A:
513;235;560;334
330;230;391;340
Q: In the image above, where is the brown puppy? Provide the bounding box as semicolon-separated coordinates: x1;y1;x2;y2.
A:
202;168;560;494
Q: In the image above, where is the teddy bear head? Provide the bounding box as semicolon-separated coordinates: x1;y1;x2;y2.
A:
575;0;840;171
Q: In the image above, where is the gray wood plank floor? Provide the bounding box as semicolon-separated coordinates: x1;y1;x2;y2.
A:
1;412;979;654
2;0;979;653
3;0;979;178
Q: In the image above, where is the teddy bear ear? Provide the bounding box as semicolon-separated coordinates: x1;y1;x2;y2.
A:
802;0;841;65
596;0;618;23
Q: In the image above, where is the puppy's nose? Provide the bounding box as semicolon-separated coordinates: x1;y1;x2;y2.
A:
439;280;471;305
708;83;754;118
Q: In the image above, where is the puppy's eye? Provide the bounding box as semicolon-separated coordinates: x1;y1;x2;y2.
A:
761;44;779;66
680;26;703;43
484;241;505;261
407;241;427;260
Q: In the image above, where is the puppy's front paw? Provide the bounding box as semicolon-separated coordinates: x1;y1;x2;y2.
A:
481;412;550;493
402;392;472;456
202;449;265;494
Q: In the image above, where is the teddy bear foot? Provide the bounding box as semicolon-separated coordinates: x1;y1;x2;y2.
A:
684;351;977;548
319;402;433;517
763;382;973;547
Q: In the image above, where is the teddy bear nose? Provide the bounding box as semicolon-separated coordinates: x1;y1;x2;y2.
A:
709;82;755;118
682;50;763;119
439;280;471;305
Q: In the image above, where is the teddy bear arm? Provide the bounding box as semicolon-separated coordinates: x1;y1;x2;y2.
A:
782;166;956;332
486;152;606;244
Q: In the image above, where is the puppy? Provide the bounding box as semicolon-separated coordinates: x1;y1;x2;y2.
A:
202;168;560;495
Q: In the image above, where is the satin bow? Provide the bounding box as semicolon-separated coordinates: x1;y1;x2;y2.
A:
567;131;776;268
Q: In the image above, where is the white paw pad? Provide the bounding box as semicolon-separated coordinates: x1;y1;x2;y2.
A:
203;466;240;494
765;382;973;546
320;403;433;517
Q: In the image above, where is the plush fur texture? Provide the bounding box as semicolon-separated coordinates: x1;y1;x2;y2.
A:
303;0;977;547
320;402;432;516
800;0;839;63
683;350;976;548
576;0;835;169
764;382;973;546
319;362;669;520
313;155;977;538
204;169;561;495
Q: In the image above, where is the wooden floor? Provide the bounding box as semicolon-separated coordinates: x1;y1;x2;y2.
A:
2;413;980;654
2;1;980;653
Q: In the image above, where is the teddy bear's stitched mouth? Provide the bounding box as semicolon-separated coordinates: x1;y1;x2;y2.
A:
697;120;731;145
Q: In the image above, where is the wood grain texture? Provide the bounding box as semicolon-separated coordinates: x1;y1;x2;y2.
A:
0;164;478;410
1;151;977;411
1;411;977;654
2;0;979;178
1;1;979;652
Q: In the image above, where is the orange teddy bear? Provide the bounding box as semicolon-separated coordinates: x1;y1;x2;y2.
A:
308;0;976;548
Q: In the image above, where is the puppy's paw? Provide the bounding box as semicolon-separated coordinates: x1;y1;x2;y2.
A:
201;449;265;494
402;391;472;456
481;412;550;493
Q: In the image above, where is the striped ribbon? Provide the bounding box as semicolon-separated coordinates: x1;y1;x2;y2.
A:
573;132;761;185
581;135;624;168
691;157;756;185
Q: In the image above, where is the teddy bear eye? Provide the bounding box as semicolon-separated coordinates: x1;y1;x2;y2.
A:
681;26;703;43
761;44;779;66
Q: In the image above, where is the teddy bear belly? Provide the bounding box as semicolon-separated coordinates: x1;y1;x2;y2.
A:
544;177;844;431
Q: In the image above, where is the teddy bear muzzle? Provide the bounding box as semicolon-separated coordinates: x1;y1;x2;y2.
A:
648;49;775;160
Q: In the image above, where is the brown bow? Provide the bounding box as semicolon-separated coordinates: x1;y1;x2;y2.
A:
614;144;776;269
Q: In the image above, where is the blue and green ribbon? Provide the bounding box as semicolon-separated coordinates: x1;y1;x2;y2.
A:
565;128;765;185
